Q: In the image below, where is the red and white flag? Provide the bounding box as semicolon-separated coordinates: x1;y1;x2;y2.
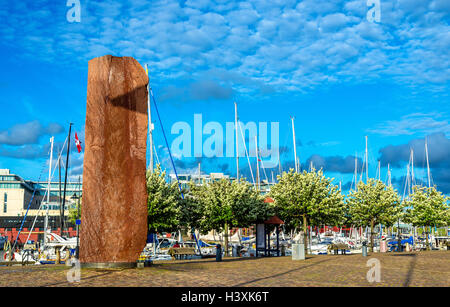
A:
75;132;82;153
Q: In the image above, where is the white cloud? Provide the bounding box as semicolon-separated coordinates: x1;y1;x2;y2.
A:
0;121;65;146
367;113;450;136
1;0;449;96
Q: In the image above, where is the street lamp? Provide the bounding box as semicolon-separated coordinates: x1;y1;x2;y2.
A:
71;192;81;259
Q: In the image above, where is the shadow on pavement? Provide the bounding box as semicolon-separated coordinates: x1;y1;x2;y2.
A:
152;256;266;267
402;254;417;287
231;258;332;287
39;269;119;287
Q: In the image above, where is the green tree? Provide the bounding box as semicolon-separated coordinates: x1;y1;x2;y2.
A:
347;179;402;252
404;186;449;250
68;197;81;225
190;178;268;256
147;164;182;233
269;168;344;254
178;182;206;232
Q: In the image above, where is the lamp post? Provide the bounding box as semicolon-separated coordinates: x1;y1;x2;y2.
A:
71;192;80;259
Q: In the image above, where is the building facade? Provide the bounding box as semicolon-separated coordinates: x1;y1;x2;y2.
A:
168;172;272;194
0;169;81;241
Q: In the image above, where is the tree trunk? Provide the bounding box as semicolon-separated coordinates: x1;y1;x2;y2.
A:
426;230;430;251
224;222;229;257
370;219;374;253
303;214;308;255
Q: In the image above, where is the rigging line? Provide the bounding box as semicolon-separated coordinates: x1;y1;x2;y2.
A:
11;162;46;253
259;159;269;183
410;149;416;188
401;164;410;202
238;120;256;187
366;136;379;178
384;165;389;185
149;81;184;198
279;120;291;174
359;151;365;183
25;136;69;243
148;75;202;255
154;143;161;166
351;151;359;191
258;148;269;183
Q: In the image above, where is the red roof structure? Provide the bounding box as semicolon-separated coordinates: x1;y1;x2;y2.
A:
264;197;274;203
264;215;284;225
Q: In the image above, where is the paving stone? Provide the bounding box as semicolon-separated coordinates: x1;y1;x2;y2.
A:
0;251;448;287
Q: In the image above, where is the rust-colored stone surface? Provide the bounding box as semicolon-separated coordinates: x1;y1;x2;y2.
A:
80;55;148;265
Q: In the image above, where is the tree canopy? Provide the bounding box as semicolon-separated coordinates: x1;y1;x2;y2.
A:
269;168;345;231
347;179;402;228
146;164;181;233
346;179;402;251
187;178;269;233
403;186;449;228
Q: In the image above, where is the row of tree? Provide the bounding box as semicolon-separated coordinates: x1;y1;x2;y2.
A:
146;165;449;253
147;165;269;254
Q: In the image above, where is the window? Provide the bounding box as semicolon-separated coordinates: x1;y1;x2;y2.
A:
0;183;20;188
3;193;7;213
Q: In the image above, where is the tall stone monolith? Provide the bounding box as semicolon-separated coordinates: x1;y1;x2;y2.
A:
80;55;148;267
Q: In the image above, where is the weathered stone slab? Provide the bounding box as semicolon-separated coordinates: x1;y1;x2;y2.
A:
80;55;148;265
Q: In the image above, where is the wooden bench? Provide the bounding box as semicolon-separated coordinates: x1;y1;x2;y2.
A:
328;243;350;255
168;247;197;260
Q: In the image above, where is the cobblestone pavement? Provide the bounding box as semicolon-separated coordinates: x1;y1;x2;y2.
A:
0;251;448;287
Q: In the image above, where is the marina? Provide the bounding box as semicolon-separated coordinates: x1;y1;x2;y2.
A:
0;62;448;277
1;0;449;293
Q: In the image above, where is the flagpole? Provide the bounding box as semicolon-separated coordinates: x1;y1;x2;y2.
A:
61;123;73;237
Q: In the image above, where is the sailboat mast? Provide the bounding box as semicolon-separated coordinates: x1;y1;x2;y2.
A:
365;135;368;183
61;123;73;237
387;163;391;187
47;137;54;205
59;149;62;236
377;160;381;181
407;164;411;199
235;102;239;181
278;155;282;177
291;116;298;173
410;148;415;186
425;137;431;188
44;136;54;248
354;153;358;189
255;135;260;191
145;64;154;173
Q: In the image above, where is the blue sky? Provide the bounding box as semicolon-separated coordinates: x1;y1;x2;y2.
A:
0;0;449;195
